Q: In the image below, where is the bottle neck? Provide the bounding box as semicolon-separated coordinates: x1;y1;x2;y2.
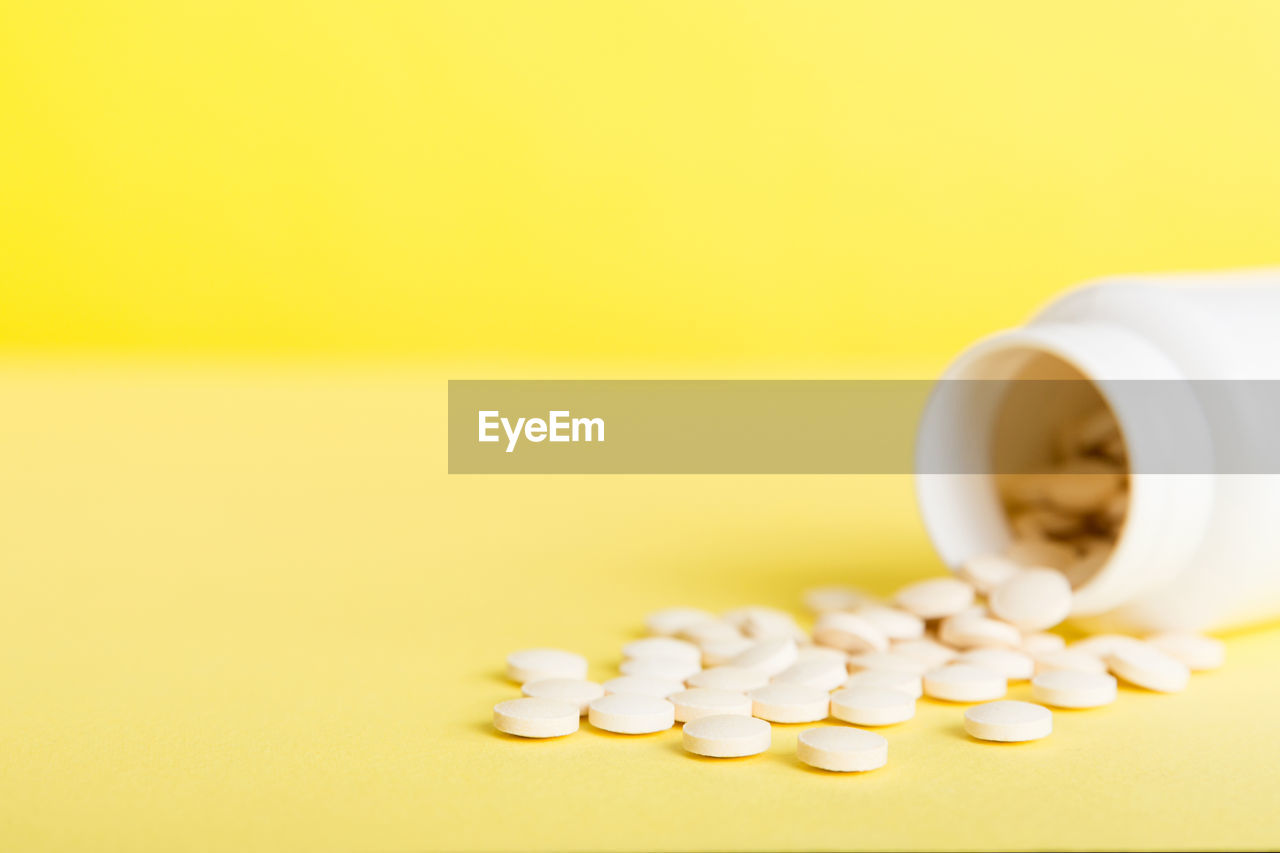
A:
915;321;1214;617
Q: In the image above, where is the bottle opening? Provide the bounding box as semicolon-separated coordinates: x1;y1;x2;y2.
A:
918;317;1215;622
915;338;1133;602
989;352;1130;590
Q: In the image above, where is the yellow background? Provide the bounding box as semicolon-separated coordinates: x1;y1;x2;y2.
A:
3;2;1280;851
4;1;1280;361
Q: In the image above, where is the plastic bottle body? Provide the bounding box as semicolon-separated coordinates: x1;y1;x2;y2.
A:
915;270;1280;632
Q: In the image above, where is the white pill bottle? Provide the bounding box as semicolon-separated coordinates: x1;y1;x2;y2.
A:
915;269;1280;633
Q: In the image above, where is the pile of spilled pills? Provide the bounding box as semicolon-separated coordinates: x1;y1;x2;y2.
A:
492;555;1224;772
491;407;1227;770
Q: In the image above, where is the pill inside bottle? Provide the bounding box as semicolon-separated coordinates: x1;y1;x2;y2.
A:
917;347;1135;622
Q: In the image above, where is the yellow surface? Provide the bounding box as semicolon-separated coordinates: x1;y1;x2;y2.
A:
1;361;1278;852
3;1;1280;361
6;1;1280;849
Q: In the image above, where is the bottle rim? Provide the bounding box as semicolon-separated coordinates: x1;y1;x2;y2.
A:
914;321;1214;616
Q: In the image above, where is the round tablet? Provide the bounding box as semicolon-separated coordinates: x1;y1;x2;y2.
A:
939;613;1022;649
505;648;589;684
847;650;929;675
854;605;925;641
493;697;580;738
957;648;1035;681
892;638;958;669
687;666;771;692
1040;462;1122;513
700;636;755;666
682;714;771;758
1033;649;1109;675
842;668;923;699
1021;632;1066;656
1106;643;1191;693
796;726;888;772
894;577;976;620
830;686;916;726
812;612;889;653
989;568;1073;631
1146;632;1225;671
923;664;1007;702
1031;670;1118;708
959;553;1020;594
772;658;848;692
621;637;702;665
802;585;866;614
730;636;799;676
587;693;675;734
602;675;685;698
619;656;701;682
1013;506;1085;539
669;688;753;722
645;607;718;637
964;700;1052;742
521;678;605;714
748;682;830;723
